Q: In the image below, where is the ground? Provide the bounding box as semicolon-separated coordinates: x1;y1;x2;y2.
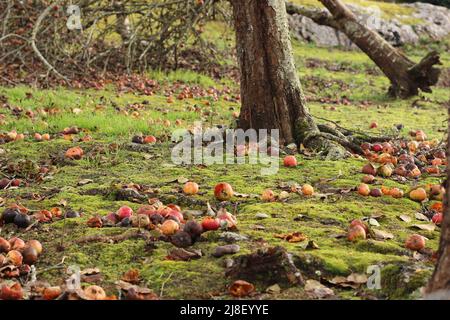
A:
0;20;449;299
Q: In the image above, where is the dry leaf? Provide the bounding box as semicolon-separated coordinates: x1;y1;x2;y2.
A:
121;269;140;284
398;214;412;223
166;248;202;261
412;224;436;232
415;212;429;221
372;229;394;240
274;232;307;243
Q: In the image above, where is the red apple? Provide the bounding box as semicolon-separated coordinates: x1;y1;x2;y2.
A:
167;204;181;212
405;234;426;251
116;206;133;221
371;144;382;152
350;219;369;233
347;225;366;242
432;213;443;225
201;217;220;231
167;209;184;223
283;155;297;167
214;182;234;201
137;205;157;216
144;135;157;144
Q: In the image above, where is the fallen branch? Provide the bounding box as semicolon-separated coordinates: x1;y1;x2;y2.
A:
31;3;69;83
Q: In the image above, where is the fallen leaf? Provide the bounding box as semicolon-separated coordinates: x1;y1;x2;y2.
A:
412;224;436;232
368;218;380;227
266;284;281;294
415;212;429;221
398;214;412;223
166;248;202;261
274;232;307;243
121;269;140;284
372;229;394;240
77;179;93;186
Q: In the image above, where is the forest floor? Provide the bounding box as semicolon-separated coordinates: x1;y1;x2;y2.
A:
1;23;450;299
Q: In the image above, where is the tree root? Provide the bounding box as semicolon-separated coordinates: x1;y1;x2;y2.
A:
225;246;304;285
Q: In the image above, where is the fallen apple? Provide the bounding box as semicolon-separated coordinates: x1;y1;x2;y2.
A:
302;184;314;196
0;283;23;300
283;155;297;167
116;206;133;221
22;246;38;265
361;163;376;175
390;188;404;198
350;219;369;233
160;219;180;236
214;182;234;201
347;225;366;242
27;240;43;255
432;213;443;225
13;213;31;228
0;237;11;253
1;208;19;223
144;135;157;144
184;220;203;238
84;285;106;300
261;189;275;202
357;183;370;196
9;237;25;251
183;182;199;195
201;217;220;231
361;175;375;184
409;188;427;202
65;146;84;160
405;234;425;251
6;250;23;266
370;188;382;197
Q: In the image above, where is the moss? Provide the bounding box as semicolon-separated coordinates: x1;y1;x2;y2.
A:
380;264;433;299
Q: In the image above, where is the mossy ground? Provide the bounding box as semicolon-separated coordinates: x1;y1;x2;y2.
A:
1;28;449;299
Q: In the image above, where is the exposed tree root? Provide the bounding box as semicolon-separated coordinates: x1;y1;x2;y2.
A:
225;246;304;285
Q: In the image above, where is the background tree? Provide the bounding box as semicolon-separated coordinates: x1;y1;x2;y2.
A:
231;0;363;157
286;0;442;98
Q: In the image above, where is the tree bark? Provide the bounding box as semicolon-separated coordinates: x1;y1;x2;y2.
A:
426;103;450;295
231;0;347;157
286;0;441;98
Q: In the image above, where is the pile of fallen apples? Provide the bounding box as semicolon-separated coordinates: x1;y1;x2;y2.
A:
0;236;43;278
87;183;238;248
1;205;66;228
88;201;237;249
360;130;446;180
0;177;23;190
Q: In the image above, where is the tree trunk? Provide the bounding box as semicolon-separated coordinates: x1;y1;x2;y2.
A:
231;0;347;157
426;104;450;295
286;0;441;98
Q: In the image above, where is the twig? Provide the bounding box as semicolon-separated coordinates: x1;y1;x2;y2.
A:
36;256;67;275
159;272;174;298
31;3;69;83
